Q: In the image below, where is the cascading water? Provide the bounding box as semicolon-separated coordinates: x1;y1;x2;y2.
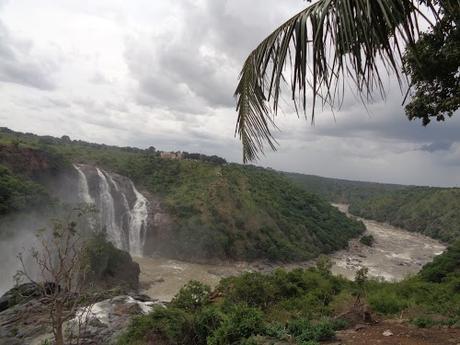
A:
96;168;123;250
73;164;149;256
129;182;149;257
74;164;94;204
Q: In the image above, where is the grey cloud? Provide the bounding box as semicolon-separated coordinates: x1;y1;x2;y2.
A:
419;141;454;153
124;0;303;113
1;0;458;187
308;92;460;147
0;21;56;90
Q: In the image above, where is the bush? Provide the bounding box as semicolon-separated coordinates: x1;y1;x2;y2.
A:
207;304;264;345
359;234;375;247
171;280;211;311
411;317;435;328
316;255;333;276
193;305;224;344
263;322;288;339
117;307;193;345
287;318;335;343
368;290;407;315
420;241;460;283
219;272;277;309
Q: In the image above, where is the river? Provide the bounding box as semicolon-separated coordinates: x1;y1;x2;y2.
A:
134;204;446;302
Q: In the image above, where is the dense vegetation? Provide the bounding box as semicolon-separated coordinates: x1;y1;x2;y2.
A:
284;172;407;205
118;242;460;344
285;172;460;244
83;232;140;291
349;188;460;243
0;128;365;262
0;164;50;215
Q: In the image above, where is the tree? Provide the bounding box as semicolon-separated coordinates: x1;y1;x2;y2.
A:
403;1;459;125
16;209;96;345
316;255;333;276
235;0;459;162
353;266;369;305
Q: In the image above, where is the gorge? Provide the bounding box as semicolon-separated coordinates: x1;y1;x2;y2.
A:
0;129;458;345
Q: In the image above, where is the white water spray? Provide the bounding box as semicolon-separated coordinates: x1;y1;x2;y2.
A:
73;164;149;256
74;164;94;204
96;168;123;249
129;182;149;257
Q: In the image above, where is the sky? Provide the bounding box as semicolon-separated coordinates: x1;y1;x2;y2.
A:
0;0;458;187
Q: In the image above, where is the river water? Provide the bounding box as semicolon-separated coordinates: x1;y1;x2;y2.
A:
135;204;446;302
329;204;445;281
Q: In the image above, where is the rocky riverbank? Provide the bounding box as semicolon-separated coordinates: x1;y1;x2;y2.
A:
0;285;164;345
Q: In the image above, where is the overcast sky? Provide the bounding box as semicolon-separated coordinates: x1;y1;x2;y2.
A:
0;0;458;187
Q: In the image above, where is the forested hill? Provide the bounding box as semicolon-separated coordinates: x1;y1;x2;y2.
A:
284;172;408;204
0;127;365;262
285;172;460;243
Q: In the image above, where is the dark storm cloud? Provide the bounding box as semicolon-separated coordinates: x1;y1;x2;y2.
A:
0;20;56;90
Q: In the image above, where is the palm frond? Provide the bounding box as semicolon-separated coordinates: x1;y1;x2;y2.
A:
235;0;436;162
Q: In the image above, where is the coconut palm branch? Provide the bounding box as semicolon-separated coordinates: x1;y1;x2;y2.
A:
235;0;439;162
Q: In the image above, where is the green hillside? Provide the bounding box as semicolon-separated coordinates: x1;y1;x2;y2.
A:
285;172;460;244
284;171;407;204
0;128;365;262
0;164;50;216
349;188;460;243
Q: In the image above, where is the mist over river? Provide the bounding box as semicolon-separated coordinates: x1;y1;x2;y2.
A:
135;204;446;302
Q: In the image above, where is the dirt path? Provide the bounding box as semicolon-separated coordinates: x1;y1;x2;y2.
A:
330;322;460;345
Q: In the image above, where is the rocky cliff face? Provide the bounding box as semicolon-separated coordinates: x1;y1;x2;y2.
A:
0;145;58;177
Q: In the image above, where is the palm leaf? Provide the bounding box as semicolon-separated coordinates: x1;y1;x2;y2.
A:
235;0;437;162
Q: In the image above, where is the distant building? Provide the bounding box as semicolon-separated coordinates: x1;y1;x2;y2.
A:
160;151;183;160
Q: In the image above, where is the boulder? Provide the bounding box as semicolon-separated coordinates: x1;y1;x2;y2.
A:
0;282;57;312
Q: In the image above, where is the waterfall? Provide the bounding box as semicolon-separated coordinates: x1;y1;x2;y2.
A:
73;164;149;257
129;182;149;257
74;164;94;204
96;168;123;250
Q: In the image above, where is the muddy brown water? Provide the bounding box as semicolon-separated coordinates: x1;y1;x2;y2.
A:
330;204;445;281
135;204;446;302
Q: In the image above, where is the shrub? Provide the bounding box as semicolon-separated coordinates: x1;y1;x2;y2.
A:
359;234;375;247
368;290;407;315
411;317;435;328
287;318;335;343
207;304;264;345
117;307;193;345
316;255;333;276
193;305;224;344
420;241;460;283
171;280;211;311
263;322;288;339
219;272;277;309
